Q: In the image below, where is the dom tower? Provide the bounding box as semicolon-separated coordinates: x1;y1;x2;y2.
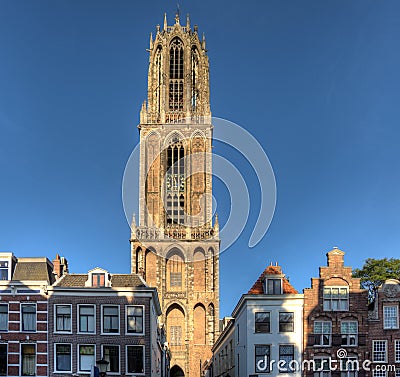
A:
130;13;220;377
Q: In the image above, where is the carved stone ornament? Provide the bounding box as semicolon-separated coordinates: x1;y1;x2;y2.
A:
383;283;400;298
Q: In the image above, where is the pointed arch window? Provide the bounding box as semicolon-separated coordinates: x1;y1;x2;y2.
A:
169;38;184;111
191;47;200;110
165;139;185;225
154;46;163;115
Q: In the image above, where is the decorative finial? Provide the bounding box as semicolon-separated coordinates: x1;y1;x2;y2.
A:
175;10;180;25
202;32;206;50
131;213;137;238
213;213;219;237
149;32;153;49
186;13;190;30
163;13;167;30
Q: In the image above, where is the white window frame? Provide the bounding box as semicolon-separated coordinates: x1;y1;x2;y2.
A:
395;340;400;363
255;311;271;334
125;305;145;335
372;340;387;363
101;305;120;335
323;286;349;311
20;343;36;377
20;303;37;332
126;345;145;375
0;303;8;332
341;320;358;346
373;370;387;377
383;306;399;329
54;343;72;373
0;260;10;280
102;344;121;375
314;321;332;346
77;304;96;334
279;312;294;332
54;304;72;334
78;344;96;374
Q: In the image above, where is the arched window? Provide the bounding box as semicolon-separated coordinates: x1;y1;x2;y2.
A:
166;304;185;347
191;47;199;110
167;250;185;290
165;138;185;225
194;248;206;291
169;38;184;111
194;304;206;345
208;303;215;345
153;46;163;116
136;247;144;275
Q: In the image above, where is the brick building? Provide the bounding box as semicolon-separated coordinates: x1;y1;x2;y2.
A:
368;278;400;377
47;266;165;377
0;252;58;376
303;248;369;377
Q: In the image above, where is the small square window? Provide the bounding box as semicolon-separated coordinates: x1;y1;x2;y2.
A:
255;312;270;333
102;306;119;334
126;306;144;334
279;312;294;332
266;278;282;294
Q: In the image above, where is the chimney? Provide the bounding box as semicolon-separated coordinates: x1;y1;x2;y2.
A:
326;247;345;268
53;254;61;278
53;254;68;279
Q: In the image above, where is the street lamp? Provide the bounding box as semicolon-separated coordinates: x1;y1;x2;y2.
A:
96;358;109;377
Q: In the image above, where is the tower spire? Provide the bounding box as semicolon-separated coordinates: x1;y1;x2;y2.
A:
186;13;190;30
163;13;167;30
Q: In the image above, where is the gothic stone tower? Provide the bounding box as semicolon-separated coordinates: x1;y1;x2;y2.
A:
130;13;220;377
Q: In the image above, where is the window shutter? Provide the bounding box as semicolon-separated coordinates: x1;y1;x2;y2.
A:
332;334;342;346
307;334;315;346
358;334;366;346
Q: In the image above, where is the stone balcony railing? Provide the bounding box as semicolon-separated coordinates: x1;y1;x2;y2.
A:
133;224;215;241
140;107;211;125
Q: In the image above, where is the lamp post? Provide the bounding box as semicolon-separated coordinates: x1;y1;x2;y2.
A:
96;358;109;377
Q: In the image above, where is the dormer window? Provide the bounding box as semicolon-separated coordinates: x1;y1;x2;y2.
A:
0;261;8;280
92;273;105;287
86;268;111;288
265;278;282;295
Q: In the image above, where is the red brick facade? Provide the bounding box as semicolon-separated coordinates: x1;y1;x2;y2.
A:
367;279;400;377
303;248;369;377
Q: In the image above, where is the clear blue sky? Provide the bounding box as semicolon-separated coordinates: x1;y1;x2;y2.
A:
1;1;399;317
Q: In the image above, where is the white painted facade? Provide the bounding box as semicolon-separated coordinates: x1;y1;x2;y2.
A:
211;270;304;377
233;293;304;377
